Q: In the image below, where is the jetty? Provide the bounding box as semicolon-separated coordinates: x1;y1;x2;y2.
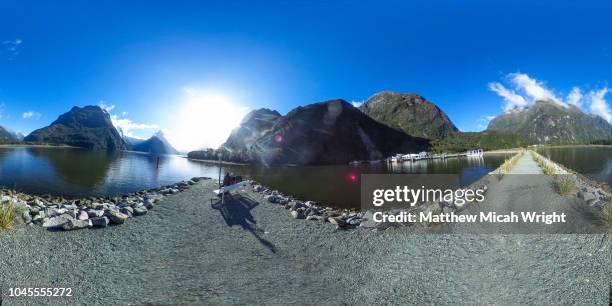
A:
349;149;484;165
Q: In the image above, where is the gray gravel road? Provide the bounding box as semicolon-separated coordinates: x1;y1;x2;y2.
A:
0;179;609;305
449;153;603;234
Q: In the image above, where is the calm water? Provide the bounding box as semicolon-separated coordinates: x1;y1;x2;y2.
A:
0;146;226;198
536;146;612;186
0;146;509;208
239;155;509;208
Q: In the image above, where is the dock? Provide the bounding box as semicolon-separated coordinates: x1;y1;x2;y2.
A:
349;149;483;165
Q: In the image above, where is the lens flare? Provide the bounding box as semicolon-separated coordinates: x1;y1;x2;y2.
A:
166;88;250;151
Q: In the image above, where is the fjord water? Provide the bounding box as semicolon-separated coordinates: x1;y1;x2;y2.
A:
537;146;612;186
0;146;509;208
242;155;510;208
0;146;225;198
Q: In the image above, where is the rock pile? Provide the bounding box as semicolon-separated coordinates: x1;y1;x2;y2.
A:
252;182;366;230
576;184;610;208
251;176;492;231
4;177;209;231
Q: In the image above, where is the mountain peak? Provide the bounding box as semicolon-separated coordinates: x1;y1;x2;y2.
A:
358;91;457;139
488;100;612;144
24;105;126;150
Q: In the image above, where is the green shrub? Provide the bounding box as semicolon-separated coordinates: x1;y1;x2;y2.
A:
554;175;576;197
0;201;18;230
543;164;556;176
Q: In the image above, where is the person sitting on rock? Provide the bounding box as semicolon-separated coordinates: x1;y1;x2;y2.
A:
222;172;243;187
222;172;232;187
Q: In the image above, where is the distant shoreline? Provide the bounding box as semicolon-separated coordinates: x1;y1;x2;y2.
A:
185;157;249;166
0;143;76;148
532;144;612;148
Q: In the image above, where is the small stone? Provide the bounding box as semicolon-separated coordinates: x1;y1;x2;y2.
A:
346;216;362;226
62;218;91;231
144;200;155;210
305;215;324;221
578;191;596;202
120;206;134;217
90;216;110;228
106;210;129;224
63;204;78;210
77;210;89;221
304;201;317;207
87;210;105;218
133;207;148;216
22;211;32;224
290;210;305;219
42;214;74;229
265;195;289;205
32;211;46;223
46;208;68;218
30;206;41;214
328;217;343;226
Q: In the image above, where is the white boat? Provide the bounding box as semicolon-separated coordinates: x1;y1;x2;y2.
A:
466;149;484;157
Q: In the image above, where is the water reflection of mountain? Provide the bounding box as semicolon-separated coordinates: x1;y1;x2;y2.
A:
27;147;118;188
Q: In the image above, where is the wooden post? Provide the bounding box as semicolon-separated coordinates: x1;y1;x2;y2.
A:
218;152;223;204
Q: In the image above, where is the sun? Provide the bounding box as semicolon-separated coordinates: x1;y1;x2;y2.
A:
166;88;250;152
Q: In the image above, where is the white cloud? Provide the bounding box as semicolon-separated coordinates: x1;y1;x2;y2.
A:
2;39;22;59
510;73;563;105
566;87;583;107
98;101;115;112
588;87;611;122
111;115;158;138
22;111;41;119
489;73;612;122
488;82;529;111
97;100;157;138
351;100;364;108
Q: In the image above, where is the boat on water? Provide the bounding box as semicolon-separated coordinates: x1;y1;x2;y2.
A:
389;154;403;163
466;149;484;157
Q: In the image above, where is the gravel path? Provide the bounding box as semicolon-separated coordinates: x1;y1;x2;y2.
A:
449;153;602;234
0;179;609;305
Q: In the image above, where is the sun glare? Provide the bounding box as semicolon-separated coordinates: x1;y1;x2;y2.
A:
166;89;250;152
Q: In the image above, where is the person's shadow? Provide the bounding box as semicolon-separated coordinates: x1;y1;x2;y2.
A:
211;194;277;253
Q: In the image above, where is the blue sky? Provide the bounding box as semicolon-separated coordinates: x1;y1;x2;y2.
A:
1;1;611;149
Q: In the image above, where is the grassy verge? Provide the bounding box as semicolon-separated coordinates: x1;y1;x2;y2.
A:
531;150;559;176
554;175;577;197
0;200;19;230
495;150;524;180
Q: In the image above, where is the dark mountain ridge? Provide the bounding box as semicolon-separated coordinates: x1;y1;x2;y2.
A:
358;91;458;139
190;99;430;165
24;105;127;150
131;130;179;155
